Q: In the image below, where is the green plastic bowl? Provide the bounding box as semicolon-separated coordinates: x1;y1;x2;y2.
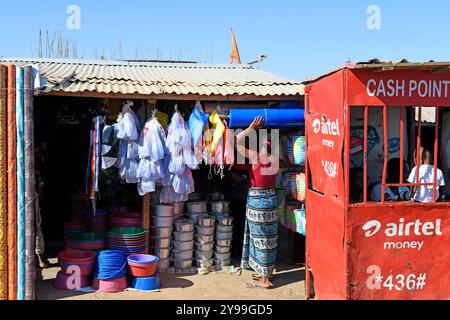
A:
108;227;148;236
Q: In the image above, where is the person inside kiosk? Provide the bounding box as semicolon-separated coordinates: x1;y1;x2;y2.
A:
408;147;446;203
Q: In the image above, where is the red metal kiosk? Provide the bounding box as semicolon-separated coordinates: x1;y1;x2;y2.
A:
304;61;450;300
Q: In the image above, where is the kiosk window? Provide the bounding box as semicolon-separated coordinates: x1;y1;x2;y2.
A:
348;105;448;204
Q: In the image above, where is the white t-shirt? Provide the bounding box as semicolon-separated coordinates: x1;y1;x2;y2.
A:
370;183;411;202
407;165;445;203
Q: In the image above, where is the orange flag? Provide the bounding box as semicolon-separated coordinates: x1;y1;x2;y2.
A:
230;28;241;64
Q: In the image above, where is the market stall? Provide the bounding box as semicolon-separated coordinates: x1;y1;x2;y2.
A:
304;61;450;300
0;58;306;299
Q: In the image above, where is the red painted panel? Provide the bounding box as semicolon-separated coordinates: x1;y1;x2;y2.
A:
305;71;348;299
305;70;345;200
347;205;450;300
306;191;347;300
347;69;450;106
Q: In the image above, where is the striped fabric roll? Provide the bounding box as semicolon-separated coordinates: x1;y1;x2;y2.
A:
0;66;8;300
23;66;36;300
16;66;25;301
7;65;17;301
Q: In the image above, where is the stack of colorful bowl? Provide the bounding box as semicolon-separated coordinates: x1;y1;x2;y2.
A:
69;210;88;223
86;210;109;233
63;221;87;248
55;250;97;291
128;254;160;292
107;227;149;255
67;232;107;251
109;212;143;229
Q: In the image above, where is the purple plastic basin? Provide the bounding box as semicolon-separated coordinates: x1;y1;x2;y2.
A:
127;254;159;265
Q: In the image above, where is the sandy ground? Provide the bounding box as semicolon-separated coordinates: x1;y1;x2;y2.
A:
37;258;306;300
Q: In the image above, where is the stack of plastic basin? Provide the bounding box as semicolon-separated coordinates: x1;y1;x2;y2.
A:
109;212;143;229
63;221;87;248
128;254;160;291
86;210;109;233
55;250;97;291
67;232;107;251
107;227;149;255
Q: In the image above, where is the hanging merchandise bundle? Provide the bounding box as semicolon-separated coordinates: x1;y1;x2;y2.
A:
99;100;238;204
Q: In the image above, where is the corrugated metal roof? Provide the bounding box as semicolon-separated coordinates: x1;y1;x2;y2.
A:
0;58;304;97
304;59;450;84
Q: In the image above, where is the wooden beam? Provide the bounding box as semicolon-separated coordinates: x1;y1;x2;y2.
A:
36;90;303;102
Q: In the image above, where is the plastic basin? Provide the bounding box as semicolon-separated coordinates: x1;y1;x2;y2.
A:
59;260;95;276
96;277;128;293
127;254;159;277
54;271;90;291
131;275;160;291
109;227;147;236
58;250;97;263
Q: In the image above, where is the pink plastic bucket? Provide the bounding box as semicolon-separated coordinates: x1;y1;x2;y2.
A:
95;277;128;293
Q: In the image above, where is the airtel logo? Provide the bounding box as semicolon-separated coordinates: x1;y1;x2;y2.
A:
363;220;382;237
362;218;443;238
312;118;341;136
312;119;321;134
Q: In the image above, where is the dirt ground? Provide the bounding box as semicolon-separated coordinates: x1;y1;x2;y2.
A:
37;258;306;300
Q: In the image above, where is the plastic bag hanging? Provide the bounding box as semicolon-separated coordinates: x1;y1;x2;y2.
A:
188;101;210;150
135;113;169;196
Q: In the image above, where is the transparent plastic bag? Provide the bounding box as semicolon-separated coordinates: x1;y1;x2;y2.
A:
125;159;139;184
127;140;139;159
183;145;198;170
169;154;185;176
173;168;195;194
148;120;165;162
138;177;156;196
150;160;165;180
136;159;151;179
138;128;150;159
122;106;139;141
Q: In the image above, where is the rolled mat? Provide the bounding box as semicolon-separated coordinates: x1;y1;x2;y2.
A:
0;65;8;300
7;65;17;301
16;66;25;301
23;66;36;300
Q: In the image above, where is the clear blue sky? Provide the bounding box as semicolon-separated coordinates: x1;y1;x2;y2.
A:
1;0;450;81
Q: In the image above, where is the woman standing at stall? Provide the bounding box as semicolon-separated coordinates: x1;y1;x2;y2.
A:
235;116;279;289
